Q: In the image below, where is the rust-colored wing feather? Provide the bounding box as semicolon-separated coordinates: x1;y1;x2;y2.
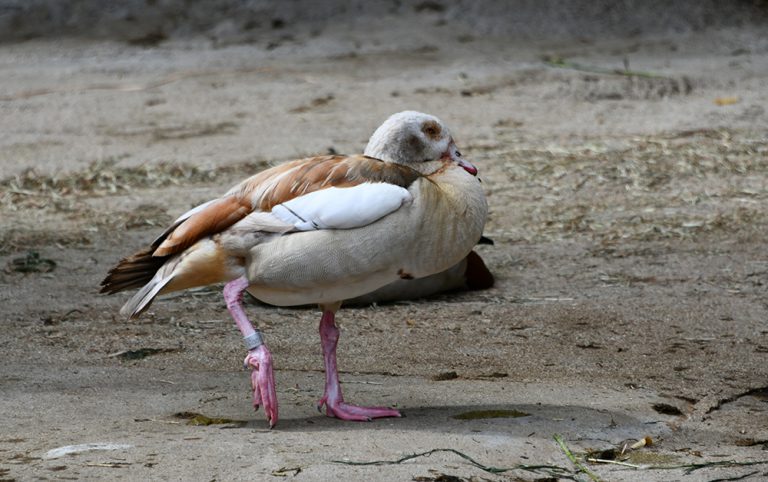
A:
234;155;421;211
154;196;252;257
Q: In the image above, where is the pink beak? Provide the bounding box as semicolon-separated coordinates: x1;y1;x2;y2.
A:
443;141;478;176
457;158;478;176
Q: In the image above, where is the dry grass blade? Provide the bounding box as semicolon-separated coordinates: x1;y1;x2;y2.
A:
586;458;642;469
542;54;668;79
554;434;603;482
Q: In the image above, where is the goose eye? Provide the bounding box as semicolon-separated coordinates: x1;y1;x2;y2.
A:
455;150;462;157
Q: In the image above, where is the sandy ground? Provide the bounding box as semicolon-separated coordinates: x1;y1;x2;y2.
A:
1;10;768;482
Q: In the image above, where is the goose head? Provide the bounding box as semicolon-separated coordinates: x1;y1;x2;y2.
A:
364;111;478;176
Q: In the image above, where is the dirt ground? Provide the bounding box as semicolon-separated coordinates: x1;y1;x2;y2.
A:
1;6;768;482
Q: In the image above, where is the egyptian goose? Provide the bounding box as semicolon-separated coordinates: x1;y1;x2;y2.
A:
101;111;488;427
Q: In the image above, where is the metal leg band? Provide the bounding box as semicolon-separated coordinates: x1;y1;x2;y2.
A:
244;331;264;351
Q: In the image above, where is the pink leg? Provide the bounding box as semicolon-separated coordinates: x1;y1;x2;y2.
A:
316;307;402;421
223;276;278;428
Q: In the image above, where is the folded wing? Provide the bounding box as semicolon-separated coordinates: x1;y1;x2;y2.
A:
272;183;412;231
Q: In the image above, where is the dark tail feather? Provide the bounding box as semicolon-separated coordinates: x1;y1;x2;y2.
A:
464;250;494;290
478;235;494;245
100;246;168;295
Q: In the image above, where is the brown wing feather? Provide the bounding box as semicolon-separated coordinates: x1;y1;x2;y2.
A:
234;155;421;211
153;196;251;257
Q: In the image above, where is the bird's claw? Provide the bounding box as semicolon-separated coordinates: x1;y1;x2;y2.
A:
316;396;401;421
244;345;278;428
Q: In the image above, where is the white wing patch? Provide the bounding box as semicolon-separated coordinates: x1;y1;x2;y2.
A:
271;183;412;231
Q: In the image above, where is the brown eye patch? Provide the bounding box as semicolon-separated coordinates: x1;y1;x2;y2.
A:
421;120;442;140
